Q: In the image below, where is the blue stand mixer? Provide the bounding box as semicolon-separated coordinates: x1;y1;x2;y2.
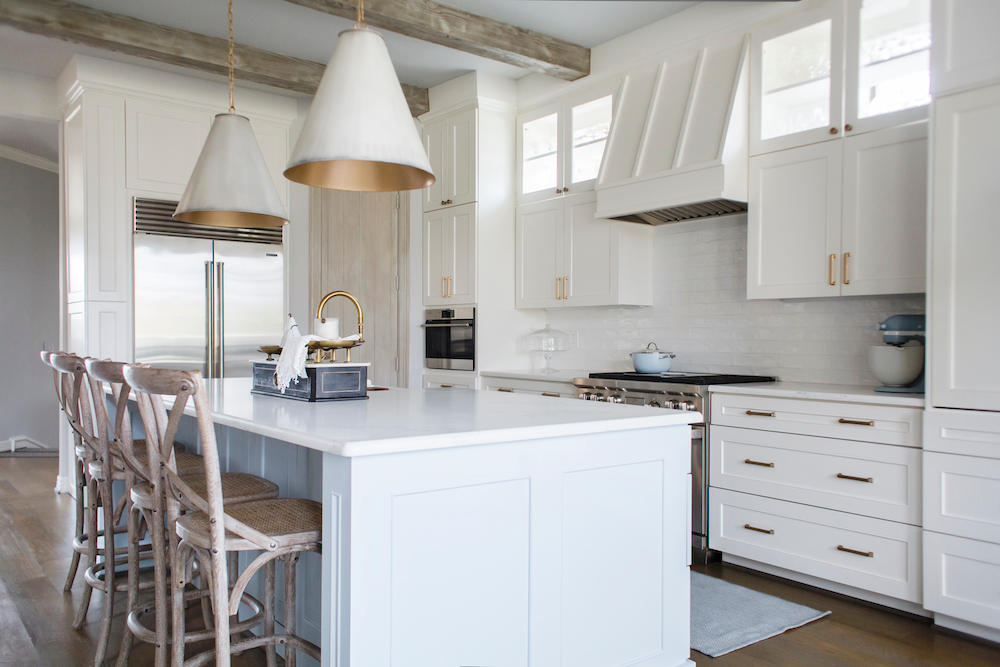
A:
872;314;926;393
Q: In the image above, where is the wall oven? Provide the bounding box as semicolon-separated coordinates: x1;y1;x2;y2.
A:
423;308;475;371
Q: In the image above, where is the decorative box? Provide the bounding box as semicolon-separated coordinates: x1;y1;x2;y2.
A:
251;361;369;401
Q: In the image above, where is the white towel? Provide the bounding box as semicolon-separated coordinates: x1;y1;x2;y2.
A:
275;315;322;393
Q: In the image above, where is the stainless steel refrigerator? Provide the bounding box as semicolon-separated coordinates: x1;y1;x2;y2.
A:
133;198;284;378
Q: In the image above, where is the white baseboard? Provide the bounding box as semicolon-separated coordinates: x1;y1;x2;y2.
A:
54;474;74;495
722;553;929;616
4;435;51;453
934;614;1000;644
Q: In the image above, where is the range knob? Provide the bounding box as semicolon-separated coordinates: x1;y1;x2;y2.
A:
667;400;680;410
681;401;696;411
647;400;661;408
578;393;589;400
612;396;624;404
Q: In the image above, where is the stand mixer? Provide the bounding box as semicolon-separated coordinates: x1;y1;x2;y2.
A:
870;314;926;393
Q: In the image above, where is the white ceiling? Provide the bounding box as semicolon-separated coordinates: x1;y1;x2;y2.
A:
0;115;59;162
3;1;697;90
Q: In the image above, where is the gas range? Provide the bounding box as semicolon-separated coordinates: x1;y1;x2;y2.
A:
572;371;775;420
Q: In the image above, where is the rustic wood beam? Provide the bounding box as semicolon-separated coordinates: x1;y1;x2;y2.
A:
0;0;430;115
285;0;591;81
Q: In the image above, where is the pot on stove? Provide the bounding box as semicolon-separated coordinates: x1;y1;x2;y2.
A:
630;342;676;374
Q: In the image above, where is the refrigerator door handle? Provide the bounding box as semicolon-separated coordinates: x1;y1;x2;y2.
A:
216;262;225;379
204;261;215;377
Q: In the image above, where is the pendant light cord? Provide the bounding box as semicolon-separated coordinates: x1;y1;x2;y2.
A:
357;0;365;26
228;0;235;112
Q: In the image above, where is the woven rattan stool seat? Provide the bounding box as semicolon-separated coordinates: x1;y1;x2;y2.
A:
130;472;278;509
176;498;322;551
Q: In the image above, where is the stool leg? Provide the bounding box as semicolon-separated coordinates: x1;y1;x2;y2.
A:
263;559;277;667
147;503;169;667
115;503;141;667
93;478;117;666
209;548;232;667
63;458;85;591
73;474;99;629
171;542;189;667
284;553;299;667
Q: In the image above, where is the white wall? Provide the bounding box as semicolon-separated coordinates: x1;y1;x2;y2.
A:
0;157;60;447
545;216;924;385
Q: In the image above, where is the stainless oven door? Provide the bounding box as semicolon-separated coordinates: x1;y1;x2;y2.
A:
424;319;475;370
691;424;707;551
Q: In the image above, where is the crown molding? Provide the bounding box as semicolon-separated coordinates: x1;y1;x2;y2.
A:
0;144;58;173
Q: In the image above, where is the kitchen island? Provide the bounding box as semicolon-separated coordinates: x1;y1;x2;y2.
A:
161;378;699;667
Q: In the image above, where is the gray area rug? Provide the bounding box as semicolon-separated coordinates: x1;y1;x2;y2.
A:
691;571;831;657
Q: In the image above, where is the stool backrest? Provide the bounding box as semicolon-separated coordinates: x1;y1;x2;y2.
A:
123;365;275;551
48;353;96;455
83;358;150;482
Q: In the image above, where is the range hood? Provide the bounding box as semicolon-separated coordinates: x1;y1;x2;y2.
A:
596;34;749;225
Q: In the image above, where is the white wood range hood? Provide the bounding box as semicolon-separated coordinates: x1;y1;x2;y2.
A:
595;32;749;225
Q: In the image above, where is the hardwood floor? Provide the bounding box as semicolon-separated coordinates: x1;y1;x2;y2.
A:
691;561;1000;666
0;458;270;666
2;457;999;665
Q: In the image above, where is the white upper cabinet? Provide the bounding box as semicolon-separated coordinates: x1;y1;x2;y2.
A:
748;141;842;299
929;84;1000;411
422;108;477;212
518;91;613;203
748;121;926;299
423;202;477;306
125;97;211;195
751;0;930;154
516;192;652;309
930;0;1000;97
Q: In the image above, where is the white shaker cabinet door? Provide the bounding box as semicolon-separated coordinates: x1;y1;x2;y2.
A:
422;210;450;305
516;198;563;308
748;142;842;299
448;203;477;304
840;121;927;296
931;0;1000;97
929;84;1000;411
422;118;446;212
125;97;211;196
565;193;615;306
445;108;477;209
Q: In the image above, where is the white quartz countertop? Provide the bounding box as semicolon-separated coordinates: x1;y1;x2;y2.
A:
172;378;699;457
479;368;590;383
707;381;925;407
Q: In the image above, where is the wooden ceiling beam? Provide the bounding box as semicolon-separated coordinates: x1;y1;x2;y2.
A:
0;0;430;115
285;0;591;81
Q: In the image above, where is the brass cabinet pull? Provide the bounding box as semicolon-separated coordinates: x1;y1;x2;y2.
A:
837;472;874;483
541;392;560;397
745;409;776;417
829;127;839;134
845;124;853;132
744;523;774;535
563;275;570;299
440;199;446;206
838;417;874;426
843;251;851;284
837;544;873;558
441;276;447;298
556;276;562;300
448;276;454;297
744;458;775;468
439;384;455;388
828;253;837;286
498;387;515;393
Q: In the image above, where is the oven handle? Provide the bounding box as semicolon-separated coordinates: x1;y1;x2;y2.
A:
422;322;474;328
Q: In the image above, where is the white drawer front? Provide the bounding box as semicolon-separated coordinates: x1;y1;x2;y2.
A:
924;452;1000;544
710;426;921;524
481;377;575;398
710;488;922;602
924;531;1000;630
711;394;922;447
924;409;1000;459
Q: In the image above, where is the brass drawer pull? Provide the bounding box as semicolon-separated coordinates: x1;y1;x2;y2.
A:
836;472;873;483
498;387;515;393
541;392;560;397
837;544;873;558
744;458;775;468
744;523;774;535
838;418;874;426
439;384;455;388
745;409;776;417
829;253;837;286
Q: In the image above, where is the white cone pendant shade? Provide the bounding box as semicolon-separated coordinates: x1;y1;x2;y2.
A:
284;28;435;191
174;113;288;228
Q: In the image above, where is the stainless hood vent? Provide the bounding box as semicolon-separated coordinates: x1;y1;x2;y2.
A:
596;33;749;225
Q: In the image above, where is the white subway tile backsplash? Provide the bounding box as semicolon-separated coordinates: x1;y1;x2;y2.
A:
546;216;924;384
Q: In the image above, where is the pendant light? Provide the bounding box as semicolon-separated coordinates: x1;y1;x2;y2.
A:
284;0;435;192
174;0;288;228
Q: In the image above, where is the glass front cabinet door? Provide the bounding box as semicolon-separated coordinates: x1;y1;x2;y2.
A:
751;0;930;155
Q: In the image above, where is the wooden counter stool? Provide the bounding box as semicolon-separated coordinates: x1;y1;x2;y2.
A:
115;364;282;667
124;366;321;667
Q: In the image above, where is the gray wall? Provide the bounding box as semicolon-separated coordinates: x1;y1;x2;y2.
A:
0;157;59;448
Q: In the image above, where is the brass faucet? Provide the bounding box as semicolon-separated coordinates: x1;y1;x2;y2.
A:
315;291;364;362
